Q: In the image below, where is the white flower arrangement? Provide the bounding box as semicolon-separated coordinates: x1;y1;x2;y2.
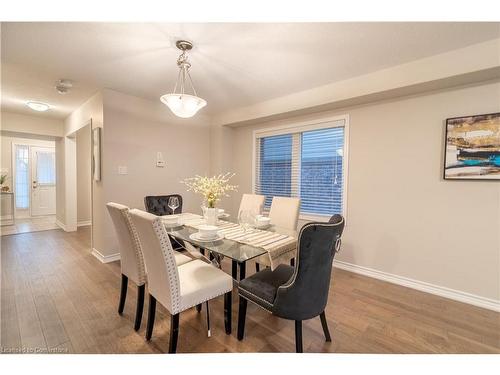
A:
181;172;238;208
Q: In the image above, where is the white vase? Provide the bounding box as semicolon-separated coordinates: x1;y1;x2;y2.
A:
204;207;218;226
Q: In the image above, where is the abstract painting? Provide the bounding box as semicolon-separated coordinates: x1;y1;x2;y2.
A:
444;112;500;180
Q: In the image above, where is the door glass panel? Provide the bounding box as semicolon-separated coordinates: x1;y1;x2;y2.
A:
37;151;56;185
15;145;30;209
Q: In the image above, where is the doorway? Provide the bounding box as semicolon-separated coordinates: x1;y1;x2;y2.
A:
0;136;58;236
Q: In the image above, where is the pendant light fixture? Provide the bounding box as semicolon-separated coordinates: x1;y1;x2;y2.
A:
160;40;207;118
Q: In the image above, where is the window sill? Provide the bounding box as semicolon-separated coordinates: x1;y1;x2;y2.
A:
263;211;344;223
299;213;332;222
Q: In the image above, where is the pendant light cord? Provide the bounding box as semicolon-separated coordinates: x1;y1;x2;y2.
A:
172;49;198;97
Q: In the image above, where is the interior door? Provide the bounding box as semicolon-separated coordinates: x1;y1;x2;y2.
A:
31;146;56;216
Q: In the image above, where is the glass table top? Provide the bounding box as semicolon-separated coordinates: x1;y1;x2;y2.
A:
163;216;297;263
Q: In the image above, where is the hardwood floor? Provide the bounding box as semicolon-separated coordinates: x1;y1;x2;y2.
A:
1;227;499;353
0;215;58;237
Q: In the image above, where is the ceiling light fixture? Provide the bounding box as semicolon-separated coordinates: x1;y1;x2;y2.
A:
26;101;50;112
160;40;207;118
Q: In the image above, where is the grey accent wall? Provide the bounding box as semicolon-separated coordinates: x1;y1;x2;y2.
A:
211;81;500;302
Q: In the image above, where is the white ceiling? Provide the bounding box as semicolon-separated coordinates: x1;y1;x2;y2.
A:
2;22;499;119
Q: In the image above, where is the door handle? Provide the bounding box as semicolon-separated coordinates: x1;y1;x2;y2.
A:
32;180;38;189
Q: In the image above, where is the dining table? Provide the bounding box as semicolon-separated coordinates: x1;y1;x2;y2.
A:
163;213;297;281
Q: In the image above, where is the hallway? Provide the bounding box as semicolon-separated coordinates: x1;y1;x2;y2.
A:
0;215;58;236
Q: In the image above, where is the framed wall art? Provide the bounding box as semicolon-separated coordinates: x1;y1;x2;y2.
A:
444;112;500;180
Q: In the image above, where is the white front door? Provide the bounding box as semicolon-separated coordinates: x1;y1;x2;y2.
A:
31;147;56;216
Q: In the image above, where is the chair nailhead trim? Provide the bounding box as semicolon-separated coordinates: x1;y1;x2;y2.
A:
152;218;182;313
120;207;147;285
238;288;274;310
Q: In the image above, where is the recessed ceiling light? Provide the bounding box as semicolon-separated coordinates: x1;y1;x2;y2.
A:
26;101;50;112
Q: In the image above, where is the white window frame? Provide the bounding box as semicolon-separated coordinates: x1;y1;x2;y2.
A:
252;114;349;222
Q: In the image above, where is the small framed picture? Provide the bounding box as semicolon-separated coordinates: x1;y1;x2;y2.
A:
444;112;500;180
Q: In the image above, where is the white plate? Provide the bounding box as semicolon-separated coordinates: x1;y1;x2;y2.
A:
163;222;182;229
189;232;225;242
218;213;230;218
162;220;181;228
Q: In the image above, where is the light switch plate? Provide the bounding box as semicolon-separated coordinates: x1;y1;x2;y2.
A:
118;166;128;175
156;152;165;167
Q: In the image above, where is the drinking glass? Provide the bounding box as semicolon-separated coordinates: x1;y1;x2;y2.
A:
248;209;258;228
168;196;179;215
238;210;250;232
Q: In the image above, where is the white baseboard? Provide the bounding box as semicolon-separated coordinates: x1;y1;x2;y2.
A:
77;220;92;227
333;260;500;312
91;248;120;263
55;219;67;231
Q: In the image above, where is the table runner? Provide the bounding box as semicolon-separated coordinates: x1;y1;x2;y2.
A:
168;213;297;270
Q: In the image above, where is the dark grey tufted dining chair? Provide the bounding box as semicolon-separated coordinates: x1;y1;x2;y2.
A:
144;194;184;250
237;215;345;352
144;194;183;216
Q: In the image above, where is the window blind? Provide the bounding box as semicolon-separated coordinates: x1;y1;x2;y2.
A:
254;120;346;216
255;134;295;208
300;127;344;215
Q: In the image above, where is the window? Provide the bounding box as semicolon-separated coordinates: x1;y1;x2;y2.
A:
15;145;30;209
36;150;56;185
254;116;348;218
257;134;293;208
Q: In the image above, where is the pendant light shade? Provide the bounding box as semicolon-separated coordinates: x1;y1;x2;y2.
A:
161;40;207;118
160;93;207;118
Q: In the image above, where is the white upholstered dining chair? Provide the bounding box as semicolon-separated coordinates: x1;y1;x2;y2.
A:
238;193;266;216
106;202;192;331
255;196;301;270
269;196;301;231
129;209;233;353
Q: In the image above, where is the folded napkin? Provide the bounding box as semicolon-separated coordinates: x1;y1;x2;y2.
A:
219;225;296;270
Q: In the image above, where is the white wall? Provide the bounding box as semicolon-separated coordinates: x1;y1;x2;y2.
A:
211;81;500;304
55;137;65;224
1;111;63;137
61;93;103;235
98;89;211;257
64;93;103;136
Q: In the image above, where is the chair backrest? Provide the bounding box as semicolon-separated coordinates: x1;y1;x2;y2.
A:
129;209;181;314
268;197;300;231
106;202;146;286
329;214;344;226
238;194;265;216
328;214;345;254
144;194;183;216
272;215;345;321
